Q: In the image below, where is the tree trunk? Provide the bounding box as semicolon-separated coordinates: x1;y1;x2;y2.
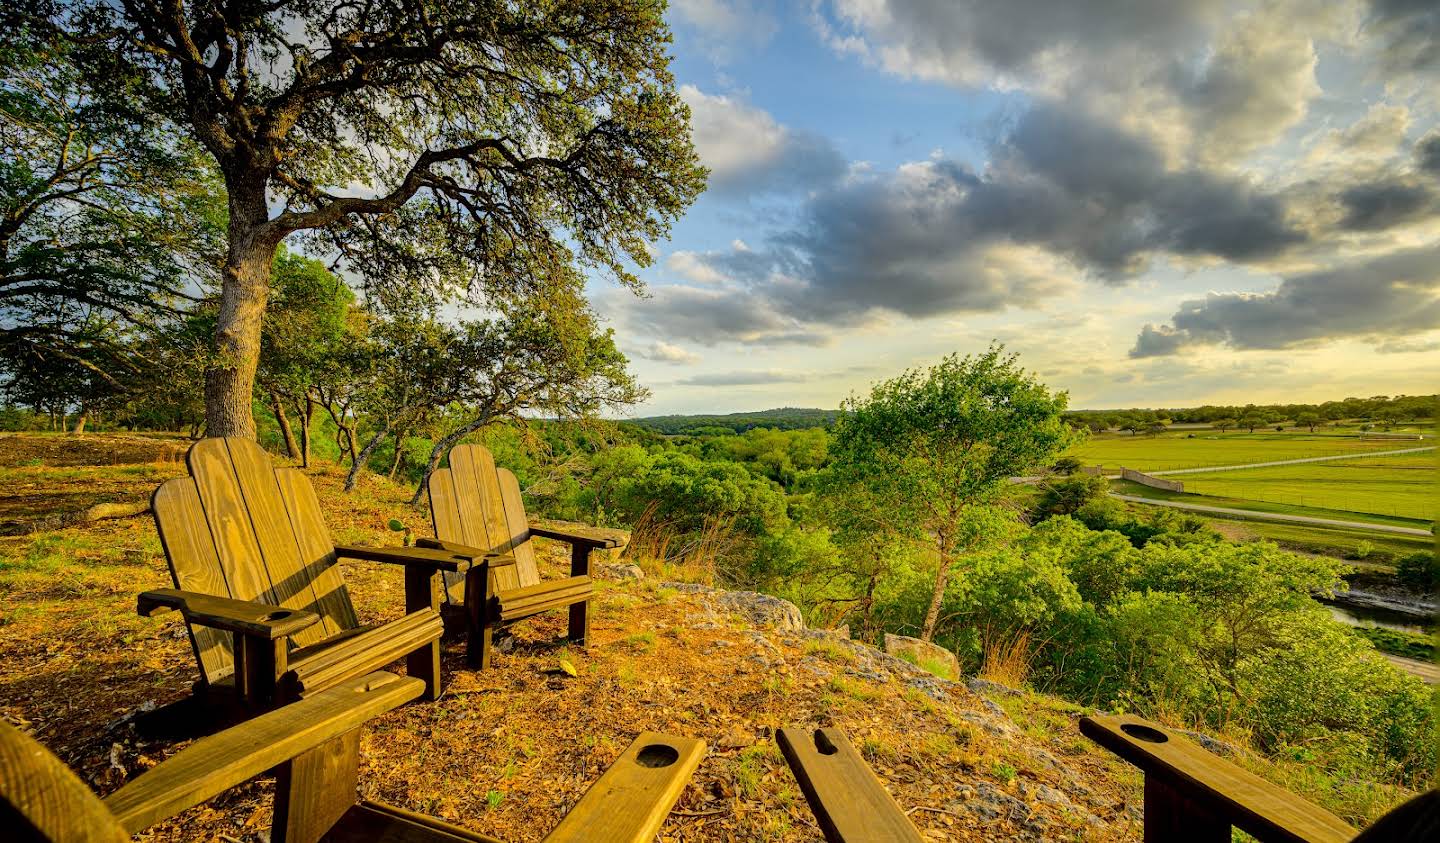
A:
70;411;87;435
409;414;492;504
388;430;405;479
205;181;279;439
298;395;313;468
271;392;298;458
345;422;393;492
920;532;951;642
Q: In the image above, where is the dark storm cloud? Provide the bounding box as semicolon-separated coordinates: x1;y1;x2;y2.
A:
622;285;830;347
1365;0;1440;74
1338;179;1436;230
1130;244;1440;356
819;0;1224;84
1417;133;1440;174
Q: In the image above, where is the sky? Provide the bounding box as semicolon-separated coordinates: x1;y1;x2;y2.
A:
587;0;1440;415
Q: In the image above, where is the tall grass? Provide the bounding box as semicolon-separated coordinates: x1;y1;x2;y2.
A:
979;630;1033;688
622;503;737;585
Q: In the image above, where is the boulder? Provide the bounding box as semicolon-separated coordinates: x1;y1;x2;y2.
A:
713;590;805;631
883;633;959;680
594;562;644;581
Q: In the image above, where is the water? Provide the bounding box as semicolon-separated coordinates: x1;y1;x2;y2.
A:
1324;602;1432;635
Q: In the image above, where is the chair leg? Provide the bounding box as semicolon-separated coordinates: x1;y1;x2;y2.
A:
568;545;591;647
274;729;361;843
403;567;442;701
464;564;494;670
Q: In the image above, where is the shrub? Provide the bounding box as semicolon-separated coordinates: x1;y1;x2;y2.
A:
1395;552;1439;591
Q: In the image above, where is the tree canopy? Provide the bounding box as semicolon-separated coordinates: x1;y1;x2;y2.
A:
12;0;704;436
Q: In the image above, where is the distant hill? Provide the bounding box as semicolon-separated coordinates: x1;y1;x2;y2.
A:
628;407;839;434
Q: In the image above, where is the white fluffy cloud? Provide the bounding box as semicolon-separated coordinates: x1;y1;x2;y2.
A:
679;86;846;197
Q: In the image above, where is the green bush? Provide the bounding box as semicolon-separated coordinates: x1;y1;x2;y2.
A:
1395;552;1439;591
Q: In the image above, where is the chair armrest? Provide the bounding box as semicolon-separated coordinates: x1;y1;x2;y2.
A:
543;732;706;843
334;543;475;573
529;524;624;550
104;671;424;835
413;537;518;568
137;588;320;640
777;727;924;843
1079;715;1356;843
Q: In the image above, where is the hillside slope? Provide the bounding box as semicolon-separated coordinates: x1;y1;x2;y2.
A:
0;433;1225;840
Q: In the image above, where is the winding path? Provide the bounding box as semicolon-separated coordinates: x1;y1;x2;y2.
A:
1147;445;1434;476
1109;493;1433;536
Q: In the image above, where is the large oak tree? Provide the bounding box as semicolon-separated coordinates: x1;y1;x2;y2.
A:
14;0;703;437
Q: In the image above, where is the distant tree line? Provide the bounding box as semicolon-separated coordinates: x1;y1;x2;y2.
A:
1062;394;1436;435
627;408;841;436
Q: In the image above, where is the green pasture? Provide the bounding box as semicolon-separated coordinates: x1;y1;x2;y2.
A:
1180;453;1436;521
1073;431;1425;472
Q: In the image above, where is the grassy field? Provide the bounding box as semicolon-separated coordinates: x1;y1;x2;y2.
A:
1107;479;1431;529
1073;430;1422;472
1179;452;1436;521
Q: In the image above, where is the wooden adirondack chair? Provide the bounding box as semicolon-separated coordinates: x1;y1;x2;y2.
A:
424;443;623;667
142;437;477;716
1080;714;1440;843
1;670;708;843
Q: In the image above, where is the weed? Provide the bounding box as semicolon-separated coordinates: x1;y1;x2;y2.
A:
803;639;856;664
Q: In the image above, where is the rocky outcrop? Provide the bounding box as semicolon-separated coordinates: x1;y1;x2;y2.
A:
713;590;806;631
883;632;960;680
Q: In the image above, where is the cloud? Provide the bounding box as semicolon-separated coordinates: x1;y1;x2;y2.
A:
1376;337;1440;354
633;341;702;365
679;86;847;197
1337;179;1436;230
676;370;810;386
813;0;1225;90
621;285;831;347
1130;244;1440;355
1417;132;1440;174
670;0;779;62
1363;0;1440;74
1175;10;1321;163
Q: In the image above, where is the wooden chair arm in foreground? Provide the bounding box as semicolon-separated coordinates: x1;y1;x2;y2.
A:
2;671;707;843
777;727;924;843
1080;714;1440;843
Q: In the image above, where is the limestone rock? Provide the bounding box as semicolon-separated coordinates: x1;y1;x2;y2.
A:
594;562;644;581
713;590;805;631
883;633;959;680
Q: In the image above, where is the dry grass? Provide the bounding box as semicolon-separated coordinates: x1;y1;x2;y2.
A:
979;631;1033;689
0;434;1155;841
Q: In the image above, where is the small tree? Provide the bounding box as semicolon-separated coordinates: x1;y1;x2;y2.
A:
1239;415;1263;433
826;345;1076;641
1295;412;1320;432
1213;418;1235;432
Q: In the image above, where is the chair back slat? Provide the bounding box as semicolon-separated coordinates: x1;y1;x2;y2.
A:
151;478;235;681
0;721;130;843
218;438;343;642
273;467;358;631
496;468;540;584
425;467;469;602
425;444;536;591
152;438;360;678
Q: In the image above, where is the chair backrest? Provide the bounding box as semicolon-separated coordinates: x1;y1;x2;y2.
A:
151;437;359;683
0;721;130;843
426;443;540;599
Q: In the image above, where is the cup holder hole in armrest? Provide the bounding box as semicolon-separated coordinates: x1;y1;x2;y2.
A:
262;611;293;621
635;744;680;768
1120;723;1169;743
